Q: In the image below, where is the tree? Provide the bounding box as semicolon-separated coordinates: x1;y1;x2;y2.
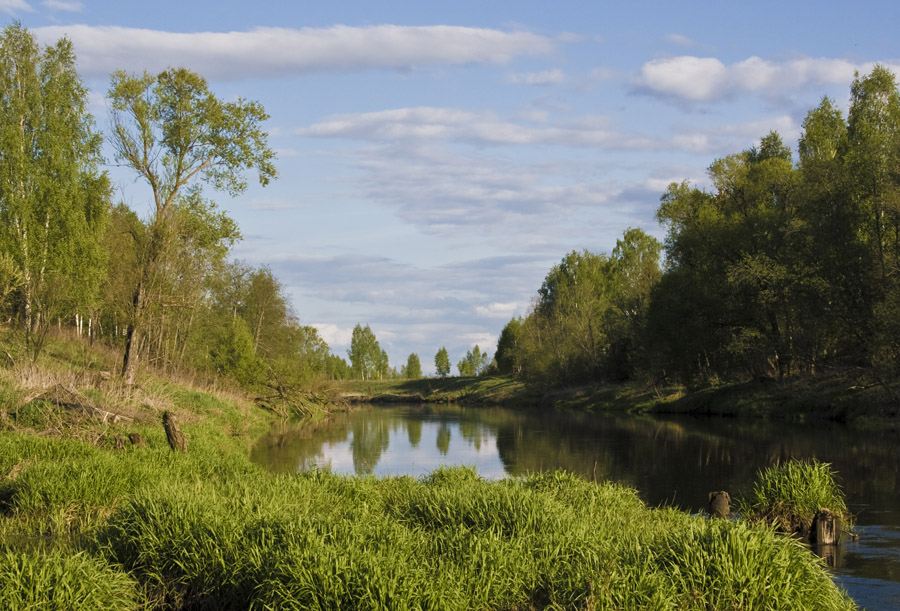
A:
846;65;900;282
405;353;422;379
434;346;451;378
348;324;381;380
210;316;262;386
107;67;276;383
495;317;524;376
457;344;488;376
0;24;110;358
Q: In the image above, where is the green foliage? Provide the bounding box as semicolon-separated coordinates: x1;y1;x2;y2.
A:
740;459;852;535
495;317;524;376
0;549;137;611
348;324;385;380
403;353;422;379
210;317;263;386
0;24;110;358
107;66;276;383
434;346;451;378
456;344;488;377
507;231;661;388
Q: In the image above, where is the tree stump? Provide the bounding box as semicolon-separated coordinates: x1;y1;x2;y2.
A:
162;411;187;452
811;509;842;545
114;435;126;450
708;490;731;518
128;433;146;447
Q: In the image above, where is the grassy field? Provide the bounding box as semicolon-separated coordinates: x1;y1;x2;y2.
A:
0;334;859;609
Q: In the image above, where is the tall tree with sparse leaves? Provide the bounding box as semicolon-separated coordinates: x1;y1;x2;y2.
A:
107;67;276;383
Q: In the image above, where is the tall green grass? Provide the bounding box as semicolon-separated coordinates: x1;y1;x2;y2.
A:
0;360;859;610
0;548;137;610
86;465;855;610
740;459;852;534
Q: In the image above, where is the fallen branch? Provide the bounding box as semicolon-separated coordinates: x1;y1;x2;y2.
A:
31;384;134;425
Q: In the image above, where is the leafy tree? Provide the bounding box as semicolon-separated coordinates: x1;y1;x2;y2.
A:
405;353;422;379
107;67;276;383
325;353;352;380
210;316;262;386
525;250;617;385
435;346;451;378
846;65;900;282
495;317;524;376
348;324;381;380
377;348;392;380
457;345;489;377
607;228;662;379
0;24;109;358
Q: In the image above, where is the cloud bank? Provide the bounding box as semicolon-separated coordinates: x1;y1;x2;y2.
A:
33;24;554;79
635;55;900;103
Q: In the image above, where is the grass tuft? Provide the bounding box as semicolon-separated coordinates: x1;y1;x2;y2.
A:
740;459;852;535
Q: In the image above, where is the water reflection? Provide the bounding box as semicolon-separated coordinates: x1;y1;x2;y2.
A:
251;403;900;610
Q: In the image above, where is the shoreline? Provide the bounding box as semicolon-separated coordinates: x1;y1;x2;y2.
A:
337;373;900;427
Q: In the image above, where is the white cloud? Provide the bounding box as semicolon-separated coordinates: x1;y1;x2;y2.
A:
0;0;31;14
33;24;554;79
635;55;900;104
298;106;660;149
42;0;82;11
313;323;353;347
637;56;728;101
506;68;565;85
475;302;520;318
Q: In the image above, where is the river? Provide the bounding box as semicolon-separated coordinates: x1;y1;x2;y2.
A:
251;403;900;610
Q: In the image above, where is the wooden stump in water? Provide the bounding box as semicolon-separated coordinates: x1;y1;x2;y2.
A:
812;509;842;545
128;433;146;447
708;490;731;518
163;411;187;452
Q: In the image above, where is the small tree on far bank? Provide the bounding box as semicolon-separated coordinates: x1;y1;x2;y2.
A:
457;345;489;377
435;346;450;377
405;353;422;379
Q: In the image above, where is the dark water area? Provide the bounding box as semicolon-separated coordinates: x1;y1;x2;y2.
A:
251;404;900;610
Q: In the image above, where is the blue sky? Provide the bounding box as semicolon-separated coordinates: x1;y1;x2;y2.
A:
5;0;900;373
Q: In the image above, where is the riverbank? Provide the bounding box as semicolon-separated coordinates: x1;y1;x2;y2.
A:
0;337;860;608
343;372;900;425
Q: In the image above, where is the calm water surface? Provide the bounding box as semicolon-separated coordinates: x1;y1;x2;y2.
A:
251;403;900;610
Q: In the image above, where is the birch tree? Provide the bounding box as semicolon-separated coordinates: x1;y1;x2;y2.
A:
107;67;276;382
0;24;109;358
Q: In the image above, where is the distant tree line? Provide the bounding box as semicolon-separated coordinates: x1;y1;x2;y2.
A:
496;66;900;390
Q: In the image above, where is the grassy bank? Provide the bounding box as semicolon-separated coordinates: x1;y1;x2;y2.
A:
340;376;530;405
0;336;858;609
346;372;900;424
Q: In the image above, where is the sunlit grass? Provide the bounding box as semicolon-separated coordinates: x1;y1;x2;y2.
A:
739;459;852;535
0;548;137;610
0;333;859;610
